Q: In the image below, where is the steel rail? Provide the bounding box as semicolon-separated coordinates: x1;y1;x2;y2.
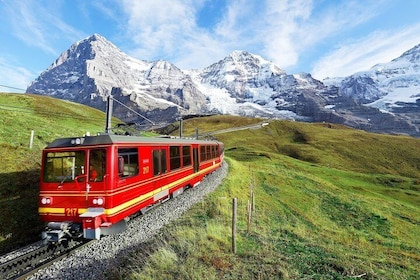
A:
0;240;90;280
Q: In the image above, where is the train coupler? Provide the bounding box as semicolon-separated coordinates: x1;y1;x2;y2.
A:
42;222;81;244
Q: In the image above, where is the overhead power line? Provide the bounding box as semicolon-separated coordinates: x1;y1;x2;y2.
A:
0;84;26;92
111;96;155;125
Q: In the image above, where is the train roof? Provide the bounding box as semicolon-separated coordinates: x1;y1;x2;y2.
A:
45;134;222;149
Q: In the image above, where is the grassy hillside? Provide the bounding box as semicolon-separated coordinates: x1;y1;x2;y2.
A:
1;94;419;278
114;116;420;279
0;92;117;253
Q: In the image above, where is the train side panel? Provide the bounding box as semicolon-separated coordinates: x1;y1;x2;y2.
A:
39;135;224;242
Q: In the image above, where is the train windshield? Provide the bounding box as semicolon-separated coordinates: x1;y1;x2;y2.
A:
44;151;85;183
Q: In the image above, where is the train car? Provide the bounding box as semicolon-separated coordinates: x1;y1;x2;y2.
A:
38;134;224;243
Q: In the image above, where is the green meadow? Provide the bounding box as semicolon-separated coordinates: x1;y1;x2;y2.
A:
0;93;419;278
116;116;420;279
0;93;111;252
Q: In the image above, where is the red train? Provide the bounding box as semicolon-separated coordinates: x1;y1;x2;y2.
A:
38;134;224;243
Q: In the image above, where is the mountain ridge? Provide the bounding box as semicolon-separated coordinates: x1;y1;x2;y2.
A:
26;34;420;136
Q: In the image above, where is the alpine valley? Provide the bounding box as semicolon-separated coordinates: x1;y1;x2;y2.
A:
26;34;420;136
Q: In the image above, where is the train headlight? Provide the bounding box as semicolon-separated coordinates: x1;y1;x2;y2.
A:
41;197;53;205
93;197;104;205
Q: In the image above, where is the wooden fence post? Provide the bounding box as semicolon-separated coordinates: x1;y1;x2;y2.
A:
29;130;35;149
250;172;255;213
246;199;251;232
232;198;237;254
251;190;255;213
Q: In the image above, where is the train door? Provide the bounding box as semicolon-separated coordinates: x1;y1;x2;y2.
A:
152;147;168;189
86;149;106;207
193;147;199;173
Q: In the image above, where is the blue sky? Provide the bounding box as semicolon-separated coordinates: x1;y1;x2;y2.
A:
1;0;419;92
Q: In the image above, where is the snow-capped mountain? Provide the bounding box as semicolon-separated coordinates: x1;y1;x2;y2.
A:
27;34;210;124
195;50;326;119
328;44;420;110
26;34;420;136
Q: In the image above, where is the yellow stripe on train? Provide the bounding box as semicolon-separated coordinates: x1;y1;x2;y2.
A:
39;163;220;217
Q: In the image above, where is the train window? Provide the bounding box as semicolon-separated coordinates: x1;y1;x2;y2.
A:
153;149;167;175
182;146;191;166
118;148;139;178
200;146;206;161
44;151;85;182
206;146;211;160
170;146;181;170
118;156;124;175
89;149;105;182
153;151;159;175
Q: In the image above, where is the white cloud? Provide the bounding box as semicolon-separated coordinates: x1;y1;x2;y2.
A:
119;0;228;68
119;0;393;72
122;1;197;56
119;0;320;69
2;0;418;86
311;24;420;80
299;1;382;47
258;0;386;70
259;0;313;67
0;57;34;91
4;1;84;56
0;0;86;88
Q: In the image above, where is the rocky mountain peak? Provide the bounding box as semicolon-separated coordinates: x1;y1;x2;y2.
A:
26;34;420;136
199;50;288;101
80;33;120;52
47;34;113;70
230;50;285;74
204;50;285;79
371;43;420;75
147;60;184;80
397;43;420;63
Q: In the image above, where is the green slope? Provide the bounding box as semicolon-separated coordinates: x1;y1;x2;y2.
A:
0;92;114;253
117;116;420;279
1;94;419;278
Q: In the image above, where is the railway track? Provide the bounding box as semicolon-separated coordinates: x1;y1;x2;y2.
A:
0;240;90;280
0;163;227;279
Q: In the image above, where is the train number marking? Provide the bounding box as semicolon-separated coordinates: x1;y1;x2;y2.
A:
142;166;150;174
65;208;78;216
